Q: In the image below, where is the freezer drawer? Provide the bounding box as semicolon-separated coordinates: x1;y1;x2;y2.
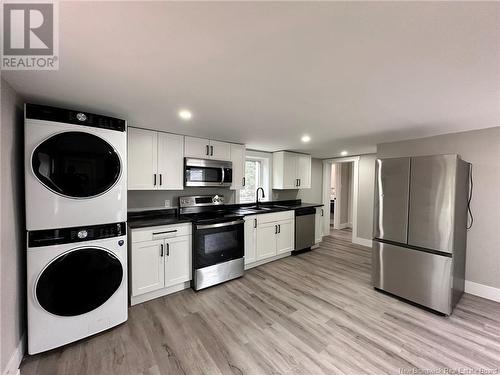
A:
372;241;453;314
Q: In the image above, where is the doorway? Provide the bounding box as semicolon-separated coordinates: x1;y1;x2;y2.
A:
330;162;354;240
322;156;364;246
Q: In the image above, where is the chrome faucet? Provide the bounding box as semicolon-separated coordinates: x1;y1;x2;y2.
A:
256;187;265;207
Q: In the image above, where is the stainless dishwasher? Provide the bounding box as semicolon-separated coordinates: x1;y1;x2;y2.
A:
294;207;316;251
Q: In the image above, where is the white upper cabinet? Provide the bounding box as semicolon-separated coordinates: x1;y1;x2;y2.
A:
296;154;312;189
184;136;231;161
273;151;311;189
157;132;184;190
128;127;184;190
210;140;231;161
128;128;158;190
230;143;246;190
184;136;210;159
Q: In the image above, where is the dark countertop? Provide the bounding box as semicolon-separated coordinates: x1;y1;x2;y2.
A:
128;200;323;229
128;208;192;229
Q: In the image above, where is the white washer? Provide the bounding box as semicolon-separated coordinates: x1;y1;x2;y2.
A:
27;222;128;354
25;104;127;230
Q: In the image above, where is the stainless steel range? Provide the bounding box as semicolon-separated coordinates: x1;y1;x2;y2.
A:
179;195;244;291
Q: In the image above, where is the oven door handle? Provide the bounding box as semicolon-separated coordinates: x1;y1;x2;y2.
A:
221;167;225;184
196;220;244;230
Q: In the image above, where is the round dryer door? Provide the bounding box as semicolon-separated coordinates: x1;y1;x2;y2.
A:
32;131;121;198
36;248;123;316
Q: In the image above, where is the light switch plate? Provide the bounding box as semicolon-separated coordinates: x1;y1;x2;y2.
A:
164;200;171;208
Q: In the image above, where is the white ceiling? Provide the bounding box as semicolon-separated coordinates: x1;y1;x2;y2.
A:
3;1;500;158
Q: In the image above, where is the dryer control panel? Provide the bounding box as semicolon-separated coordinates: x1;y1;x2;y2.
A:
29;222;126;248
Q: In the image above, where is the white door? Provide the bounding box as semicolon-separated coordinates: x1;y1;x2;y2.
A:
164;236;192;287
296;154;311;189
244;215;257;265
230;143;246;190
210;140;231;161
256;222;277;261
128;127;157;190
157;133;184;190
276;219;294;254
185;136;210;159
131;239;165;296
283;152;298;189
315;207;324;244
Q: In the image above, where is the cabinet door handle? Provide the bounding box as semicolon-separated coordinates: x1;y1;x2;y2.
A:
159;174;162;186
166;243;170;256
298;179;301;187
254;218;257;228
321;209;324;216
206;145;210;156
278;224;281;233
242;177;246;187
275;225;278;234
154;174;157;186
210;145;214;156
153;229;177;235
160;243;164;257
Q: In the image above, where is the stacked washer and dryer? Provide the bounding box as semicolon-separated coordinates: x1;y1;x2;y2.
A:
25;104;128;354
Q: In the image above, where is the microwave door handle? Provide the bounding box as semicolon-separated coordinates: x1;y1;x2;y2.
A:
221;167;225;184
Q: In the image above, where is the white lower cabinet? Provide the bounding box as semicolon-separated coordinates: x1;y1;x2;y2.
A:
256;222;279;261
164;236;192;286
244;215;257;265
315;207;324;243
245;211;295;266
130;223;192;305
276;219;294;254
131;239;165;296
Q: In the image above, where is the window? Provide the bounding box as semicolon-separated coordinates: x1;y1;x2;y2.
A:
240;159;262;203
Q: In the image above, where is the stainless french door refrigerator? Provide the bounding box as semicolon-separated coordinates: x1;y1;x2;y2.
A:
372;154;470;315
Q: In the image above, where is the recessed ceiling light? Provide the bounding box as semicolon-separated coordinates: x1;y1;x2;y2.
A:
178;109;192;120
340;150;348;156
301;135;311;143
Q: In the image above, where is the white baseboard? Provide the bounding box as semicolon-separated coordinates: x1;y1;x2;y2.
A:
2;334;24;375
465;280;500;303
337;222;349;230
352;236;372;248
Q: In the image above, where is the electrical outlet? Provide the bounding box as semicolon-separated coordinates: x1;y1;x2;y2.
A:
164;199;171;208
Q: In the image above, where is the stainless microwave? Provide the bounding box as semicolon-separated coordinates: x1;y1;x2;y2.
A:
184;158;233;187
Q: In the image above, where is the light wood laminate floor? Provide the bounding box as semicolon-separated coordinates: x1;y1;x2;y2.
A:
21;233;500;375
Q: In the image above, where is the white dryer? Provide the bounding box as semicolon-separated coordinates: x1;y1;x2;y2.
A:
25;104;127;230
27;222;128;354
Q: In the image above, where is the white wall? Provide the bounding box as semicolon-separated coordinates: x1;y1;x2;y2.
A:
357;154;376;240
1;78;25;374
377;126;500;290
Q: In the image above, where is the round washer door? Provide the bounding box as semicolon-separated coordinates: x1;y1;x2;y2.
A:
32;131;121;198
36;248;123;317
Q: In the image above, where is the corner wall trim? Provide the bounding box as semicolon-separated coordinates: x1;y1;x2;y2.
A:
2;334;24;375
352;237;372;248
465;280;500;303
